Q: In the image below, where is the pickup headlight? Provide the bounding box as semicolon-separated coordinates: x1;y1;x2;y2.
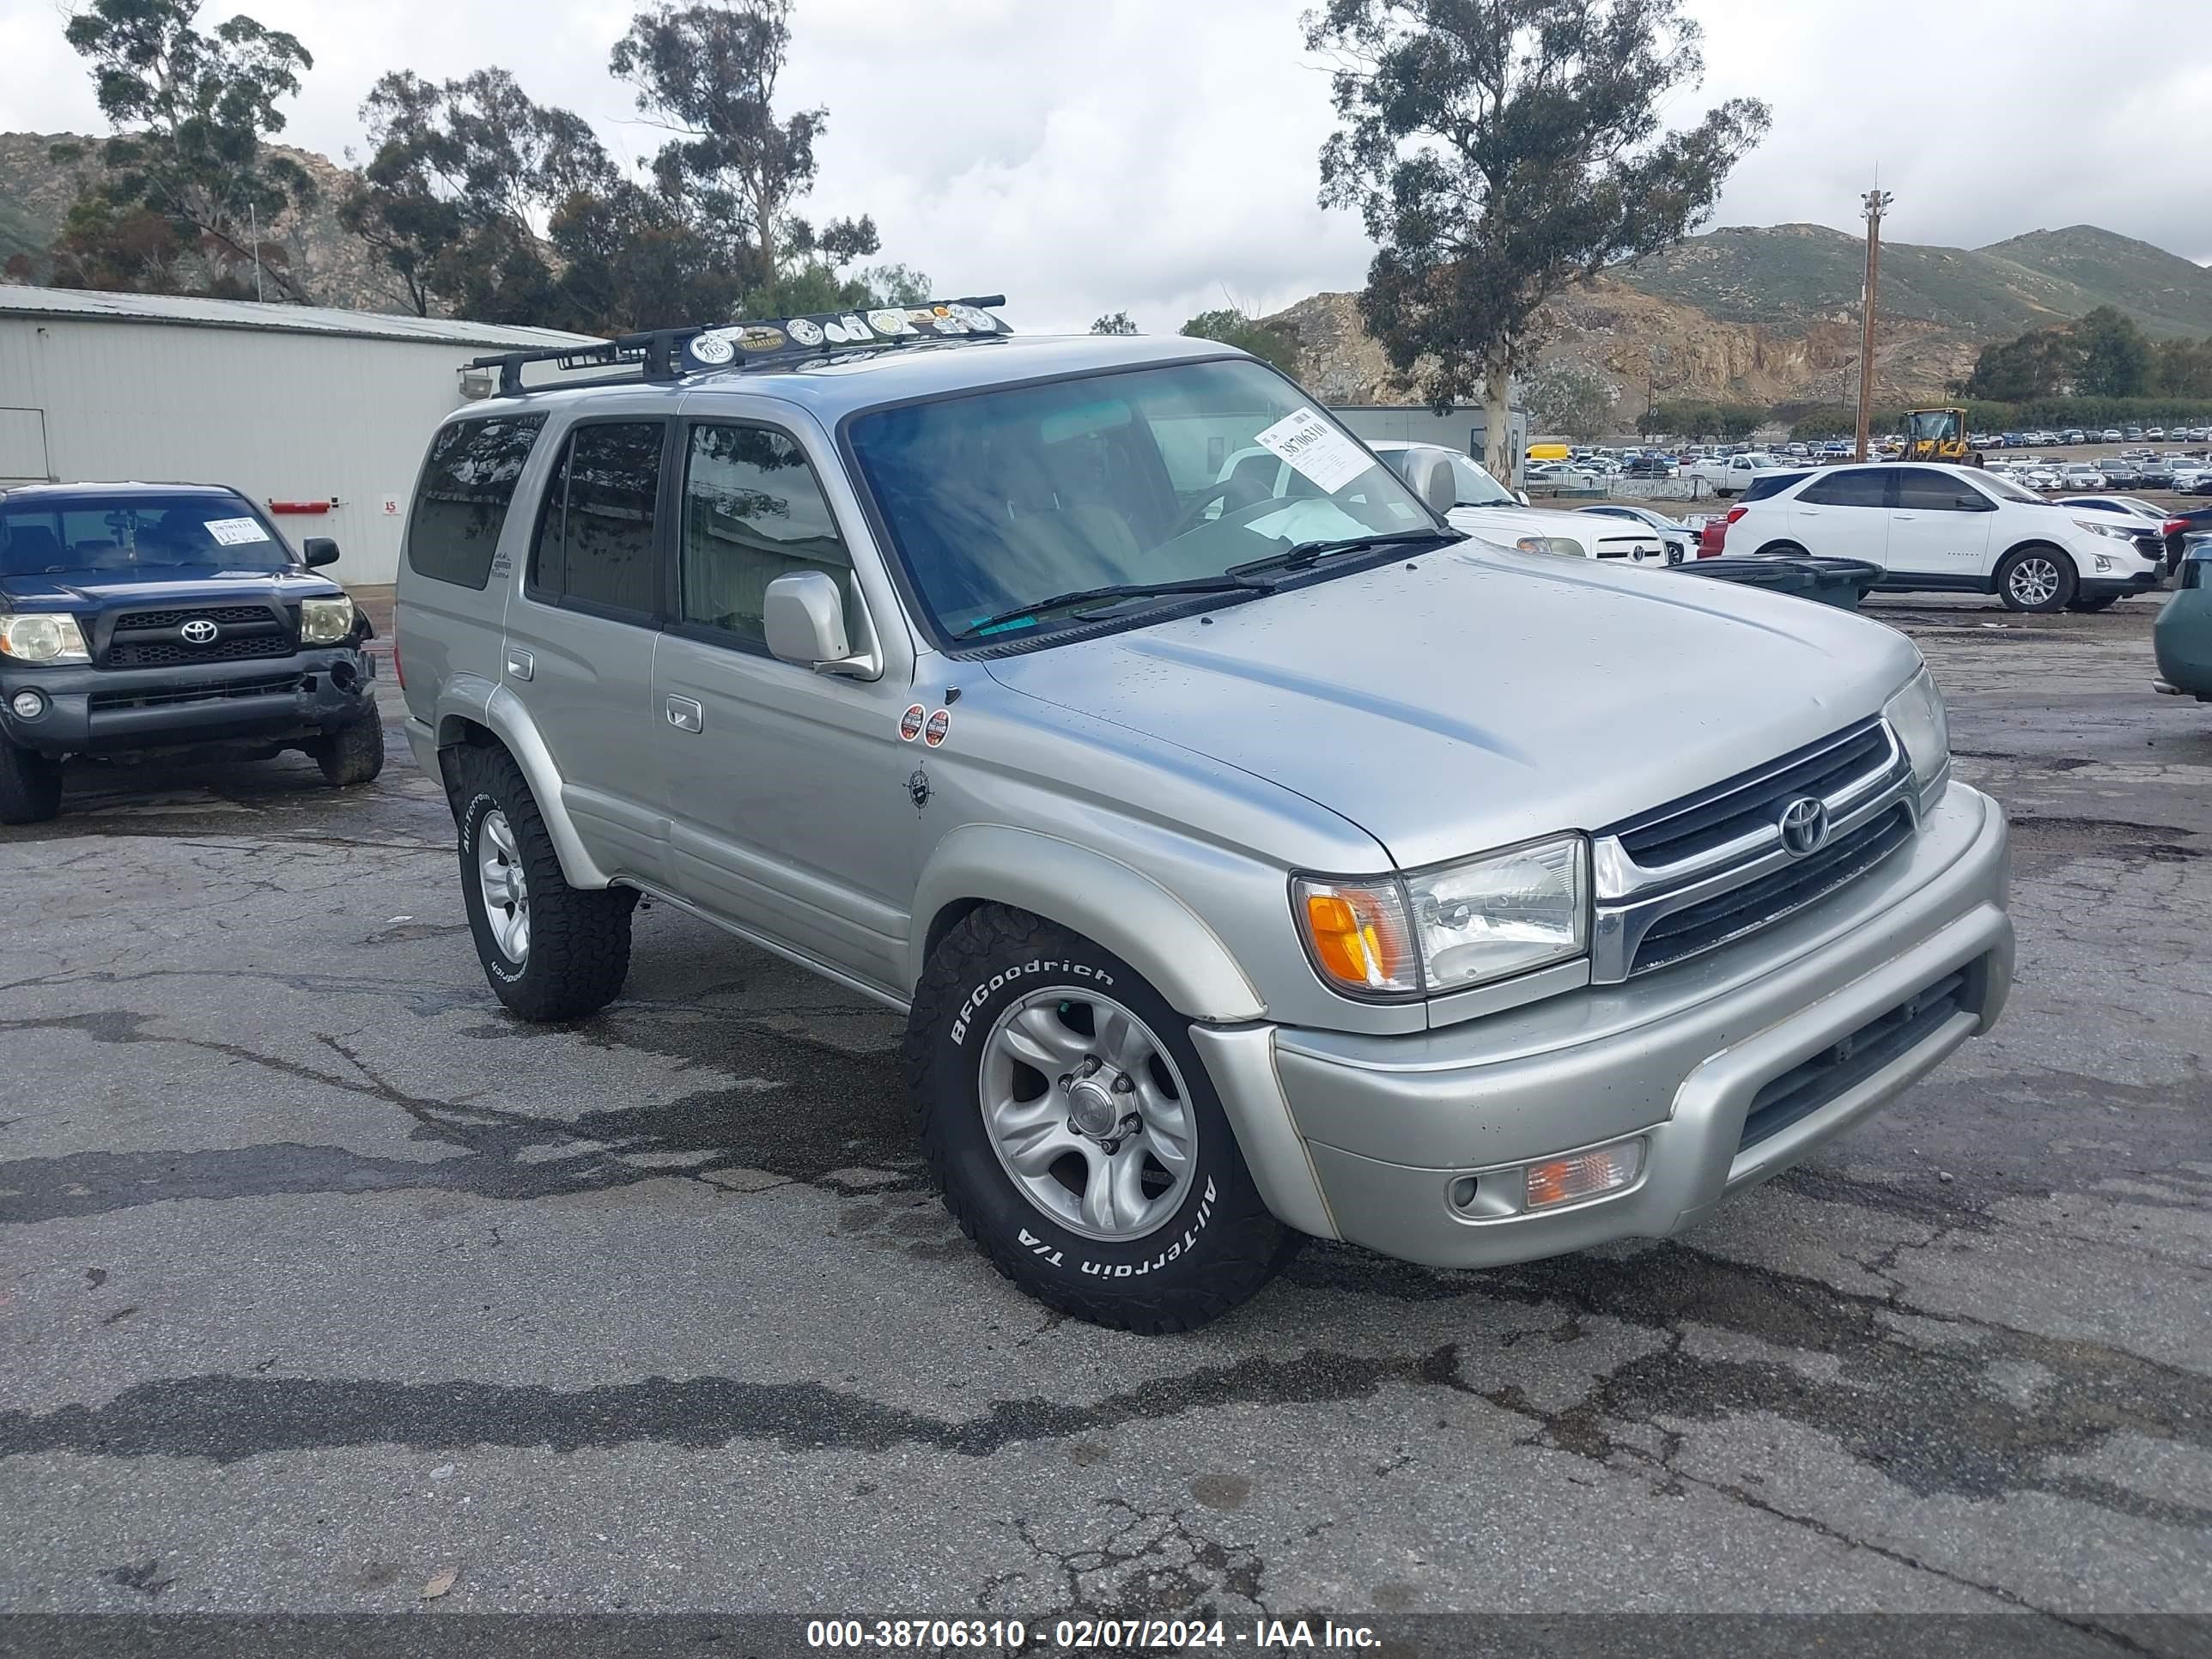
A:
298;596;356;645
1514;536;1585;557
1295;834;1589;999
1883;665;1950;806
0;613;92;664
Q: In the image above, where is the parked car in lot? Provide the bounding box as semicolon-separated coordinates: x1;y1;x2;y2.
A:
2097;458;2142;489
1372;441;1668;564
0;482;381;823
1716;461;2166;612
2102;428;2125;442
2146;428;2166;441
1576;502;1698;563
2136;457;2178;488
394;313;2012;1331
2154;536;2212;701
2063;428;2087;446
2058;464;2107;490
1689;452;1795;496
2053;495;2205;572
1623;453;1677;478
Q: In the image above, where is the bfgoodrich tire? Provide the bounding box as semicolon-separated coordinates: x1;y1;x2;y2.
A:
0;739;64;825
904;905;1302;1333
452;744;636;1022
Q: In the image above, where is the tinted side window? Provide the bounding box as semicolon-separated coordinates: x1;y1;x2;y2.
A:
679;423;851;646
406;416;546;589
1796;469;1892;508
1897;469;1979;510
531;422;663;615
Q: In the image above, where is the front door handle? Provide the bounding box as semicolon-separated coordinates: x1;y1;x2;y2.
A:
665;696;703;733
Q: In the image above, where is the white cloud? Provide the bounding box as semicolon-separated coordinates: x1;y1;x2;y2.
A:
3;0;2206;328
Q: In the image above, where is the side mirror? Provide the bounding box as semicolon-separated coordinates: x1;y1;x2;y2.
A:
1515;489;1531;507
763;571;879;679
301;537;340;567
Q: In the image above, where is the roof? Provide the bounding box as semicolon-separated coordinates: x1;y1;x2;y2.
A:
0;283;600;350
0;482;242;501
481;331;1246;423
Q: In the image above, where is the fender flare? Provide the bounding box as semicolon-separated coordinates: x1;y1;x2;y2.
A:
436;680;611;890
909;823;1264;1022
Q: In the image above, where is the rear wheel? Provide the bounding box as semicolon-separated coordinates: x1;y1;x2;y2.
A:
453;744;636;1021
1996;544;2076;613
1753;539;1810;559
905;905;1301;1332
0;739;64;825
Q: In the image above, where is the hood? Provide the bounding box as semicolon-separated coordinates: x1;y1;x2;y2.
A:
0;568;338;613
985;545;1922;872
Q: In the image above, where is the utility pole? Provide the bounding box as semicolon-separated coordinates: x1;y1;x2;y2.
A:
250;203;264;303
1854;186;1892;462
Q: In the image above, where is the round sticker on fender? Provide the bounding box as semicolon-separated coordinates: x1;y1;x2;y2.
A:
924;709;950;747
898;704;927;742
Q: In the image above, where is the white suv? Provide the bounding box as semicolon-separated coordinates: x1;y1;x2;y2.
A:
1370;441;1668;563
1719;462;2166;612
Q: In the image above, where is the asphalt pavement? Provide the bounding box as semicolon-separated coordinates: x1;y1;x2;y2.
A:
1;591;2207;1649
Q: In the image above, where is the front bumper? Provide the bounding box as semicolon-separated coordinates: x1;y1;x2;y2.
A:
2077;567;2166;600
1194;783;2012;1267
0;647;374;758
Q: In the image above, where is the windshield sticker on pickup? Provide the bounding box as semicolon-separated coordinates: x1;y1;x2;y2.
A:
1252;407;1371;494
924;708;950;747
899;703;927;742
204;516;271;545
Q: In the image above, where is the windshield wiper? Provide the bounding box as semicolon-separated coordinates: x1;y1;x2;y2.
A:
953;575;1262;640
1228;526;1460;582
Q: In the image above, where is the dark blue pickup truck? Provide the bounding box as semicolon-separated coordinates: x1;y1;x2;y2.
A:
0;483;382;823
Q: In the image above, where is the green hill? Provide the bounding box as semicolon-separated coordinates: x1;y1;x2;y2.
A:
1619;222;2212;342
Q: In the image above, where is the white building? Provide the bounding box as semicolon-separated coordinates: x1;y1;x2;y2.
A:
0;286;596;586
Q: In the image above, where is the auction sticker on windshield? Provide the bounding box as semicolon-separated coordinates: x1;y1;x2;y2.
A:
204;517;272;546
1253;407;1372;494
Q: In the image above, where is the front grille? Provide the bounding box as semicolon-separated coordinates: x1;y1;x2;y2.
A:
1630;805;1914;975
89;672;302;711
112;605;276;630
1613;720;1893;872
1738;968;1972;1152
107;635;296;668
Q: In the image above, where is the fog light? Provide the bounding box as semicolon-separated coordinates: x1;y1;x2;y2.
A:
9;690;46;720
1525;1137;1645;1210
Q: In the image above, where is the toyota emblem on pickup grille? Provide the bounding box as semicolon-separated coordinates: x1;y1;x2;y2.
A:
1779;795;1830;856
180;619;219;644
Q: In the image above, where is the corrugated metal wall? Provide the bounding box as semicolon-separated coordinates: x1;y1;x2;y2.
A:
0;315;490;586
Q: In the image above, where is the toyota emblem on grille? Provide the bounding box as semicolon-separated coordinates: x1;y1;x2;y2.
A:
180;619;219;645
1779;795;1830;857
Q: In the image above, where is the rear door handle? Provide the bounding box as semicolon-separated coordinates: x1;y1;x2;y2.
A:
665;696;703;733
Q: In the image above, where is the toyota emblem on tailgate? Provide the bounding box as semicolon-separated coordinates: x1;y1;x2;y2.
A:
180;619;218;644
1779;795;1830;856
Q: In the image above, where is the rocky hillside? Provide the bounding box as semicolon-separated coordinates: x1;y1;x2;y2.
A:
0;131;405;312
1269;222;2212;409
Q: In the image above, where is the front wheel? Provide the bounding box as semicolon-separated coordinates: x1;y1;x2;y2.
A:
311;712;385;787
904;906;1301;1332
2067;594;2119;613
0;739;64;824
1996;544;2077;612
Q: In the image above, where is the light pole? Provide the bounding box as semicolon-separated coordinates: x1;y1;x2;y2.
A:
1855;187;1892;463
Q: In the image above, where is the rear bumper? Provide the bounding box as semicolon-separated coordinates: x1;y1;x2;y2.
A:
0;647;374;757
1196;783;2011;1267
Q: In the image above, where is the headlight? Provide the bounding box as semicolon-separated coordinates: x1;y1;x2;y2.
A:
1514;536;1586;557
1883;665;1950;805
0;613;91;664
1294;834;1589;999
298;596;356;645
2073;520;2136;540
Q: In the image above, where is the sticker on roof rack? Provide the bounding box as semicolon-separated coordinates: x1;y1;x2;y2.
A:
670;297;1008;373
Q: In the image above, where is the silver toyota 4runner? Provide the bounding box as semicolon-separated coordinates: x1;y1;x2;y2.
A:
395;300;2013;1333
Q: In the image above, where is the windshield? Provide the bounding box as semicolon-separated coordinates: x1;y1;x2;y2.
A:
1977;473;2047;505
0;494;292;579
847;358;1437;643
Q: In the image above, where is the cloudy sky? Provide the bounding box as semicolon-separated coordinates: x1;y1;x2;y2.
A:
3;0;2209;331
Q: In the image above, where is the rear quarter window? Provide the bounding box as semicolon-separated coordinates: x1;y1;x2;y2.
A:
406;415;548;589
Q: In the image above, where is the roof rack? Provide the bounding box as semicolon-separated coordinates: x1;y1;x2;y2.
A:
463;295;1010;397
